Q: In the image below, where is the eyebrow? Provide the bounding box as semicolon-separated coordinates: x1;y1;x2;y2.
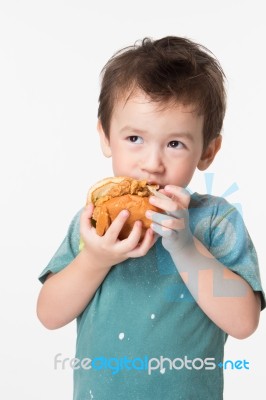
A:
119;125;195;142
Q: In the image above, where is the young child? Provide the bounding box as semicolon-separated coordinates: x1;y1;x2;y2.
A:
37;36;265;400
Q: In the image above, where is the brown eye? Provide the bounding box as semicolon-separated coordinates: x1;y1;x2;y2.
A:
168;140;182;148
128;136;143;144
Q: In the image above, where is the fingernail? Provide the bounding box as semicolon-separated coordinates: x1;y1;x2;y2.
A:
121;210;129;217
146;210;152;218
135;220;142;227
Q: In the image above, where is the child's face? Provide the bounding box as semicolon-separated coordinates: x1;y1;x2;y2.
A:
99;90;219;188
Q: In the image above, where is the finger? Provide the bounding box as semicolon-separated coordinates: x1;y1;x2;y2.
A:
104;210;130;241
141;227;157;248
157;186;190;208
118;220;143;251
150;221;178;239
80;203;94;231
146;211;185;230
127;227;155;258
164;185;190;208
149;195;186;218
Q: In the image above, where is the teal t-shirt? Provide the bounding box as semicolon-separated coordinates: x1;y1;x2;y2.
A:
39;194;265;400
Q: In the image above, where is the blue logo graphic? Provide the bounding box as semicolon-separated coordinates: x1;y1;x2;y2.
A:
156;172;248;301
187;172;242;215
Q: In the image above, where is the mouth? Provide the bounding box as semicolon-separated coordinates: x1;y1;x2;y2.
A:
147;181;164;189
130;175;164;189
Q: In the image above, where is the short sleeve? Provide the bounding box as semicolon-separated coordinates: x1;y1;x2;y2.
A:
38;209;82;284
209;199;265;310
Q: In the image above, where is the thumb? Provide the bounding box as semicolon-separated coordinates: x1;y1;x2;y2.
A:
80;202;94;230
85;202;94;217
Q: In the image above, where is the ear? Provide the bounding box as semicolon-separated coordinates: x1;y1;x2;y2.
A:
197;135;222;171
97;120;112;158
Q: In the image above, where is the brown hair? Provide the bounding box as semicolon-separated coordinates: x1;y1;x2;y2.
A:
98;36;226;150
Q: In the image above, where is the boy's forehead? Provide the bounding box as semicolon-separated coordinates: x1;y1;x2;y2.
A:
112;89;201;118
109;89;204;139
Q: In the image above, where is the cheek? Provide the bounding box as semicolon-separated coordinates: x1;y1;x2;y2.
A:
111;148;134;175
183;158;200;177
167;159;198;186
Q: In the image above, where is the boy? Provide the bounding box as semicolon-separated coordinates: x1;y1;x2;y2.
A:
37;36;265;399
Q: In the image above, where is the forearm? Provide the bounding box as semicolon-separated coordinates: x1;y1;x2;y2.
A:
147;186;261;338
171;237;261;339
37;249;112;329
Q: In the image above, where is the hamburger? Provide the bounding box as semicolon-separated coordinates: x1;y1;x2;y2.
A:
87;176;163;240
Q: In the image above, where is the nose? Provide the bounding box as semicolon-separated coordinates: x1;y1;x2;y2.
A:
140;147;165;175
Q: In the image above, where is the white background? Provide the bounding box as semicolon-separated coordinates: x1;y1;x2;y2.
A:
0;0;265;399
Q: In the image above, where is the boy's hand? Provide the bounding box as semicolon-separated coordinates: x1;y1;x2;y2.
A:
146;185;193;253
80;203;156;270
